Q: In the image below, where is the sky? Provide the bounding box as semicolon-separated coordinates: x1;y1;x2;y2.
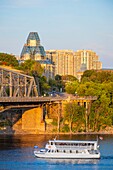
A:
0;0;113;68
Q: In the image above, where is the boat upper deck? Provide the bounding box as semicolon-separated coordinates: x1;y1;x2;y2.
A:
49;140;98;144
46;140;99;151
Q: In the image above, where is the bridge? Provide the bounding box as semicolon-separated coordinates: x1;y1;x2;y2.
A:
0;66;97;134
0;66;38;97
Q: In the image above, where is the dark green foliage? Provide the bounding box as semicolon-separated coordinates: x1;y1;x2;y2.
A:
55;74;62;81
81;70;113;83
19;59;51;95
65;81;79;94
61;125;69;132
0;53;19;67
39;76;50;95
48;78;57;91
62;75;78;81
64;102;85;133
19;59;43;76
49;74;64;92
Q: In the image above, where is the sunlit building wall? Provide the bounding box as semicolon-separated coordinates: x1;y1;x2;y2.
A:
76;50;102;71
46;50;77;76
46;49;102;80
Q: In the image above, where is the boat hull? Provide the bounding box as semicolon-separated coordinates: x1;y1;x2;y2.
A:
34;151;100;159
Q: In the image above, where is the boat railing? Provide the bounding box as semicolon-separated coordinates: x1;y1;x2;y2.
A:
55;145;94;150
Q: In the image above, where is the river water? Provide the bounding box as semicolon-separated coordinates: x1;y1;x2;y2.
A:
0;134;113;170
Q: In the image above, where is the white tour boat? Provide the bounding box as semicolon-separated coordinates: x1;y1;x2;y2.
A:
34;139;100;159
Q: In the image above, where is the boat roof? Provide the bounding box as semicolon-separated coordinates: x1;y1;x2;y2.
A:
48;140;97;144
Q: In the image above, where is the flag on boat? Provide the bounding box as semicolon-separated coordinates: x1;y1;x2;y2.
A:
34;145;38;149
99;136;103;140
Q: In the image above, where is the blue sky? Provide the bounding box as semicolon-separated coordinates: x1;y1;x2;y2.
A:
0;0;113;68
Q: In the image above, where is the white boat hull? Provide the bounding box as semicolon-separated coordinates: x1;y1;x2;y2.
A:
34;151;100;159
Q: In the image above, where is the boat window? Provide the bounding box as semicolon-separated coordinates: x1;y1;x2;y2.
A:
74;144;78;146
82;143;86;146
51;142;53;145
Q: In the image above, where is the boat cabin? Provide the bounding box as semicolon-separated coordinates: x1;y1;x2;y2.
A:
45;140;98;151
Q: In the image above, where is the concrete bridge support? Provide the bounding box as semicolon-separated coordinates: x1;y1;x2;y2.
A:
12;106;45;134
21;107;45;133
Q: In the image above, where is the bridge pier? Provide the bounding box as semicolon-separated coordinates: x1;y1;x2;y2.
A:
22;107;45;133
12;106;45;134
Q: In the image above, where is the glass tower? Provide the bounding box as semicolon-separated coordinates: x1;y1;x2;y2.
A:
20;32;46;60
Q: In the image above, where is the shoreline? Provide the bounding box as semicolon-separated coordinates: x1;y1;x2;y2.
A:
1;130;113;135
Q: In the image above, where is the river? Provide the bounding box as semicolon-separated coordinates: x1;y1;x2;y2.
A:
0;134;113;170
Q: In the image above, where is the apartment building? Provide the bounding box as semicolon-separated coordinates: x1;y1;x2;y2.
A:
46;49;102;80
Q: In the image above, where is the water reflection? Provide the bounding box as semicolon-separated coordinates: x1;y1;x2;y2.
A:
1;134;113;170
1;134;113;151
44;158;99;165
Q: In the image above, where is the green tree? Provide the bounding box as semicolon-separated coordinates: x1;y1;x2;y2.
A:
65;81;79;94
39;76;50;95
64;102;85;133
77;82;102;96
0;53;19;68
81;70;113;83
55;75;64;92
55;74;62;81
48;78;57;91
62;75;78;82
90;93;111;131
19;59;43;76
19;59;45;95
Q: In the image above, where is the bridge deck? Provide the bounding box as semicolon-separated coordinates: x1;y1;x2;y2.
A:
0;96;97;103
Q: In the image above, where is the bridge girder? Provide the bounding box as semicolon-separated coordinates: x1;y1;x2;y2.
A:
0;66;38;97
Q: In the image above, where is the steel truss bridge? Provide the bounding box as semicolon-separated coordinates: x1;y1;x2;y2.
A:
0;66;65;112
0;66;38;97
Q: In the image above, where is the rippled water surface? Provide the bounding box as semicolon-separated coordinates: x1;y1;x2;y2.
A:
0;134;113;170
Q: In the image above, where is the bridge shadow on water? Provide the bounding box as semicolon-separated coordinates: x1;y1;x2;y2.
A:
0;107;34;134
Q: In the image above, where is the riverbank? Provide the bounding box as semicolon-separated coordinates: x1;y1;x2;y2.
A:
1;127;113;135
1;124;113;135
